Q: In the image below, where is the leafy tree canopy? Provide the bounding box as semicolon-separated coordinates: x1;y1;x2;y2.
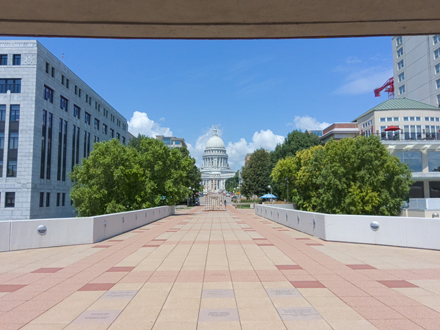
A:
225;170;240;192
70;137;201;216
241;149;272;198
272;136;413;216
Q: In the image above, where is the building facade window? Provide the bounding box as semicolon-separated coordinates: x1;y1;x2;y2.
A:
62;193;65;206
45;62;50;73
5;192;15;208
435;48;440;60
85;112;90;125
0;54;7;65
410;182;424;198
83;131;87;158
434;35;440;44
87;132;91;157
398;72;405;82
94;118;99;130
428;152;440;172
116;132;120;140
57;119;63;181
46;192;50;207
437;79;440;89
0;79;21;93
74;105;81;119
437;94;440;105
394;151;423;172
397;47;404;57
40;110;47;179
436;64;440;74
75;85;78;95
398;60;404;70
44;85;54;102
56;193;60;206
60;96;68;111
75;126;80;166
396;36;402;46
399;85;406;94
39;192;44;207
45;112;53;179
62;120;67;181
110;129;114;138
7;106;20;177
12;55;21;65
102;124;108;135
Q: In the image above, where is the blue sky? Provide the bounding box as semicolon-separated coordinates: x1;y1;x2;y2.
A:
1;36;393;169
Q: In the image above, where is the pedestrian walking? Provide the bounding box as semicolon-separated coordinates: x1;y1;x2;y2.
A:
224;199;227;208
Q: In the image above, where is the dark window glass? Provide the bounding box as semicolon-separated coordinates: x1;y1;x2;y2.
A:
10;105;19;121
62;120;67;181
0;79;21;93
62;193;65;206
83;131;87;158
61;75;65;85
0;159;2;178
117;133;120;140
44;85;54;103
40;110;47;179
60;96;68;111
110;129;114;138
0;55;7;65
57;193;60;206
7;160;17;177
76;127;80;165
39;192;44;207
94;118;99;130
79;89;81;97
85;112;90;125
9;132;18;149
45;62;50;73
122;137;126;145
87;132;91;157
0;132;4;149
66;79;69;89
86;94;88;102
103;124;107;135
410;182;424;198
75;85;78;95
74;105;81;119
72;125;76;171
51;67;55;78
394;151;423;172
46;113;53;179
428;152;440;172
0;104;5;121
5;192;15;208
46;192;50;207
12;54;21;65
57;118;62;181
430;181;440;198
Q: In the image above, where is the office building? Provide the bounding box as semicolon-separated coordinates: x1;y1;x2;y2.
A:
392;35;440;107
0;40;129;220
322;98;440;199
156;135;187;149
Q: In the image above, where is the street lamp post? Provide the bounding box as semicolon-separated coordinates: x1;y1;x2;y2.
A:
285;178;289;202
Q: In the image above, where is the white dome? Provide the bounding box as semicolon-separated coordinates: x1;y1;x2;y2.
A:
206;135;225;149
205;126;225;149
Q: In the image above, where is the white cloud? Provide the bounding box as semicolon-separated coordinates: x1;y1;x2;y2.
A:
127;111;172;138
334;68;393;96
289;116;330;131
226;129;284;170
159;117;165;122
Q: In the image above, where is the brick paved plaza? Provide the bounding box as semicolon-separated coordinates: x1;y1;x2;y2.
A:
1;207;440;329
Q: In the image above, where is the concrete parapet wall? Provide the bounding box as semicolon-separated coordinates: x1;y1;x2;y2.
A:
255;205;440;250
1;206;175;252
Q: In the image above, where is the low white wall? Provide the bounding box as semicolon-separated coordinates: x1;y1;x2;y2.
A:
255;205;440;250
261;203;294;209
1;206;175;252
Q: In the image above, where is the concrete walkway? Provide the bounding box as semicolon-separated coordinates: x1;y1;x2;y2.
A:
1;206;440;329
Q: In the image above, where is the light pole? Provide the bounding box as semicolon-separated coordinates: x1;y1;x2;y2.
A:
268;185;272;203
285;178;289;202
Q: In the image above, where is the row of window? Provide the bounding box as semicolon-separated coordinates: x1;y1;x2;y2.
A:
394;150;440;172
0;105;20;178
360;120;373;129
0;54;21;66
44;62;126;130
43;85;123;135
0;79;21;93
380;117;440;122
39;192;67;207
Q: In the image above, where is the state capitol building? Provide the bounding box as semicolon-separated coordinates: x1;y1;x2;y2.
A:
201;126;235;192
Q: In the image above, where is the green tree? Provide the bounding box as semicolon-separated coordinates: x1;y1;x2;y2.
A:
272;136;413;216
70;137;202;216
225;170;240;192
241;149;272;198
270;130;323;198
127;133;148;151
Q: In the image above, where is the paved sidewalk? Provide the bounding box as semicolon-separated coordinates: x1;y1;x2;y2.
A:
1;206;440;329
